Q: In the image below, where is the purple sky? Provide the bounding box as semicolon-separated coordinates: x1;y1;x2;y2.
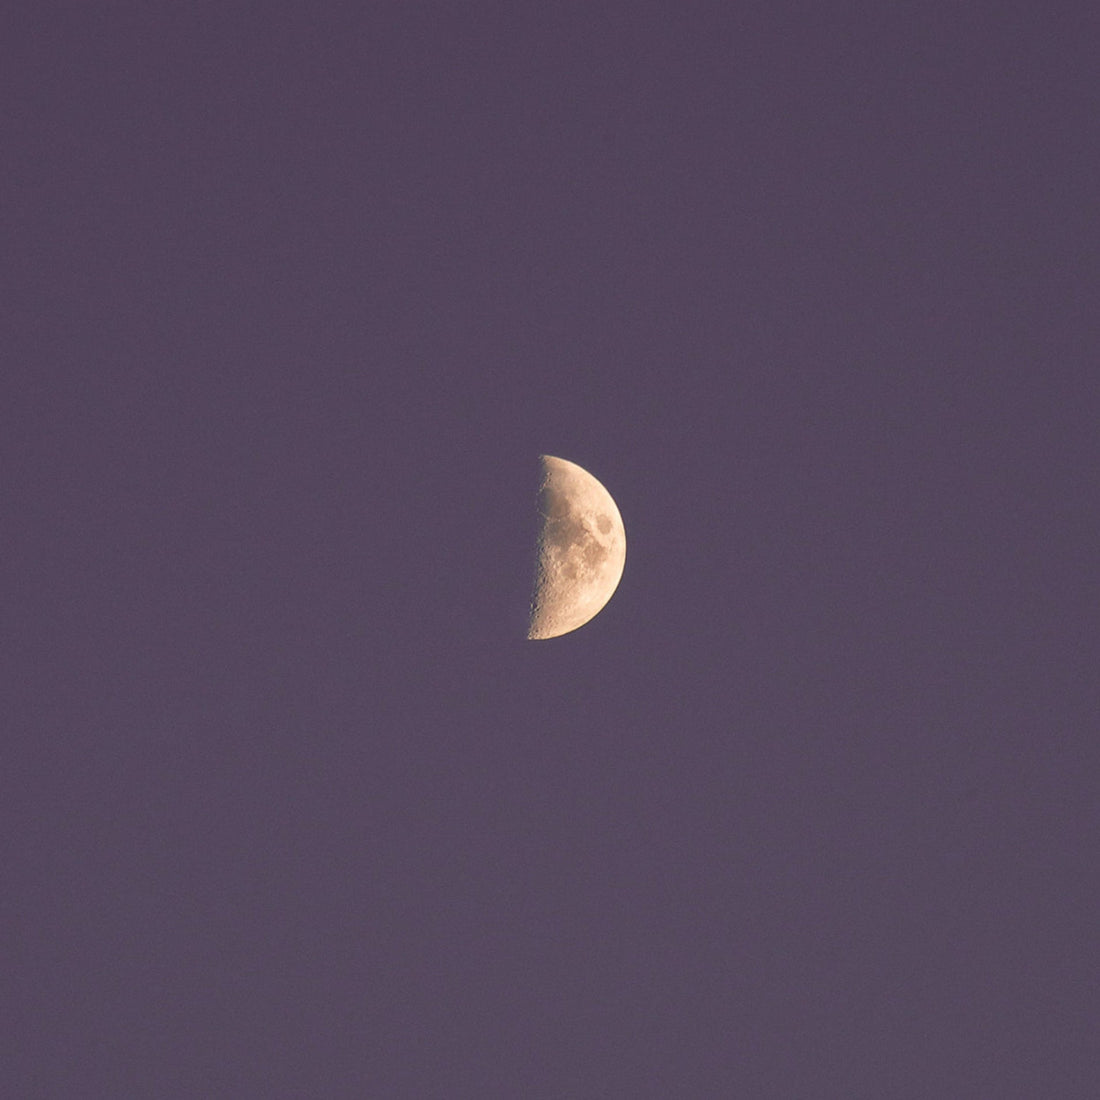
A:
5;4;1098;1096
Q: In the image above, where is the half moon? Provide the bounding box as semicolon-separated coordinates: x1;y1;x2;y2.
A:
527;455;626;640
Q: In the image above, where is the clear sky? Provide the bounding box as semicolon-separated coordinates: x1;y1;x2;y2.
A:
5;4;1098;1096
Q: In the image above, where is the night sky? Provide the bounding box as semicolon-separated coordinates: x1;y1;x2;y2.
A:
5;4;1098;1096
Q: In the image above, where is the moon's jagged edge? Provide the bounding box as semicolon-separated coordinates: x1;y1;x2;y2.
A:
527;455;626;640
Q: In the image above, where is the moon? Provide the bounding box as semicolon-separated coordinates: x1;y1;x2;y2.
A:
527;455;626;640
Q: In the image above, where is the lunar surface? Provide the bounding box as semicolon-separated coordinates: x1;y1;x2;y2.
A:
527;455;626;640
